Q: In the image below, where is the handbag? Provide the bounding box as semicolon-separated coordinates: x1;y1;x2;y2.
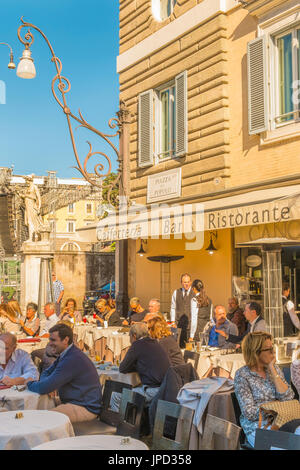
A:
259;399;300;430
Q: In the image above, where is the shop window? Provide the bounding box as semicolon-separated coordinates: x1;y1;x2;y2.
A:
152;0;177;22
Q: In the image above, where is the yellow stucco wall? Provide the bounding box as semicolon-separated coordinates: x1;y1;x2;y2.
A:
134;228;233;310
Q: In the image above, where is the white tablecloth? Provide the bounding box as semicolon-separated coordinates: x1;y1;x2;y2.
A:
32;434;149;450
0;388;55;411
197;349;245;379
0;410;74;450
16;338;49;355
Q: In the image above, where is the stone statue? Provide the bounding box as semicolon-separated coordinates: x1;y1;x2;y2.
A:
17;175;48;241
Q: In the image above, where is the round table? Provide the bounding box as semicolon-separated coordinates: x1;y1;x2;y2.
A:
0;410;74;450
0;388;55;411
32;434;149;450
197;349;245;379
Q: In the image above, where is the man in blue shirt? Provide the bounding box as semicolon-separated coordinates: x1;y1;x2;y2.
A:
26;323;102;423
206;305;238;349
0;333;39;386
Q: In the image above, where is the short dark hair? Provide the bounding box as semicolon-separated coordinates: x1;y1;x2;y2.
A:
282;283;290;292
248;301;262;317
191;279;204;292
49;323;73;345
26;302;38;312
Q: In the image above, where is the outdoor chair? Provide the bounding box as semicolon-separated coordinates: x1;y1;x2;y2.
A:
171;327;182;346
183;350;200;370
201;414;241;450
72;379;132;436
231;391;254;450
116;388;147;439
254;428;300;450
152;399;194;450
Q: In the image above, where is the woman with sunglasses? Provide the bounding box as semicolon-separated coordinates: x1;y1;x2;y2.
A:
234;331;294;447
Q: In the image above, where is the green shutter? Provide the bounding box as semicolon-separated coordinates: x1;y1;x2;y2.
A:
247;36;268;134
138;90;154;168
175;71;188;157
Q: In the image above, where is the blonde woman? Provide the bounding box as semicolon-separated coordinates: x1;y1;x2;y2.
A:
0;303;21;334
234;332;294;447
147;317;184;366
94;298;121;327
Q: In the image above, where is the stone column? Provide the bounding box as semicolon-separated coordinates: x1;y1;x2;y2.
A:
115;101;131;318
20;230;53;318
262;244;283;339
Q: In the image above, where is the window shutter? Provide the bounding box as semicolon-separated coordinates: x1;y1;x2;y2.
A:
175;70;188;157
138;90;154;168
247;36;268;135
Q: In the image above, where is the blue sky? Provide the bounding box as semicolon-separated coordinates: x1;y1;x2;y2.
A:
0;0;119;178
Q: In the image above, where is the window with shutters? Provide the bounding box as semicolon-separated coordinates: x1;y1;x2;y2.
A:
67;221;75;233
138;72;187;167
255;7;300;143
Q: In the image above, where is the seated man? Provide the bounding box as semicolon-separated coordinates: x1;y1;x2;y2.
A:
204;305;238;349
0;332;39;386
123;297;148;325
31;302;60;369
216;301;267;345
110;322;170;411
227;297;247;336
26;323;102;423
40;302;60;338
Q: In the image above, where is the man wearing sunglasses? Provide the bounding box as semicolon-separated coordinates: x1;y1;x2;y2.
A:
216;301;267;345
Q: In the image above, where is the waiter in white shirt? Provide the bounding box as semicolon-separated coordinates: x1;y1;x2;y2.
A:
170;273;194;348
282;283;300;336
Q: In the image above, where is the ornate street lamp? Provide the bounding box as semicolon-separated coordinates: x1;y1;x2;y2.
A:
15;17;131;318
16;17;123;203
0;43;16;69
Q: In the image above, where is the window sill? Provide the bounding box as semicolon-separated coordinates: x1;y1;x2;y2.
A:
260;122;300;145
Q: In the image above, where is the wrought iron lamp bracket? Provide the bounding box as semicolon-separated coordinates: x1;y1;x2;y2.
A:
17;17;122;204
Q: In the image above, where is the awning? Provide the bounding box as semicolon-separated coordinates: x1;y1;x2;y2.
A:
76;184;300;242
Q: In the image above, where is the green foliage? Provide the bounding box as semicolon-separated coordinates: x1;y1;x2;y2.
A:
102;172;119;207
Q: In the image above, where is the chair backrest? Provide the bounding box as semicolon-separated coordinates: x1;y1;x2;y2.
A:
100;379;132;426
171;327;182;346
116;388;146;439
281;365;299;400
201;414;241;450
183;350;200;370
254;428;300;450
152;399;194;450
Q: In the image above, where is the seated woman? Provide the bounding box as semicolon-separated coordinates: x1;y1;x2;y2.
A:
19;302;40;337
94;298;122;327
0;303;21;333
123;297;147;326
147;316;184;367
60;298;82;323
234;331;294;448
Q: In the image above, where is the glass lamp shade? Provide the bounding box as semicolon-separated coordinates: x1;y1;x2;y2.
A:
16;49;36;79
206;237;217;255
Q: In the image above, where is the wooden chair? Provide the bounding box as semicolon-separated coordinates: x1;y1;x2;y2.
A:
183;350;200;370
116;388;146;439
152;399;194;450
201;414;241;450
72;380;132;436
254;428;300;450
